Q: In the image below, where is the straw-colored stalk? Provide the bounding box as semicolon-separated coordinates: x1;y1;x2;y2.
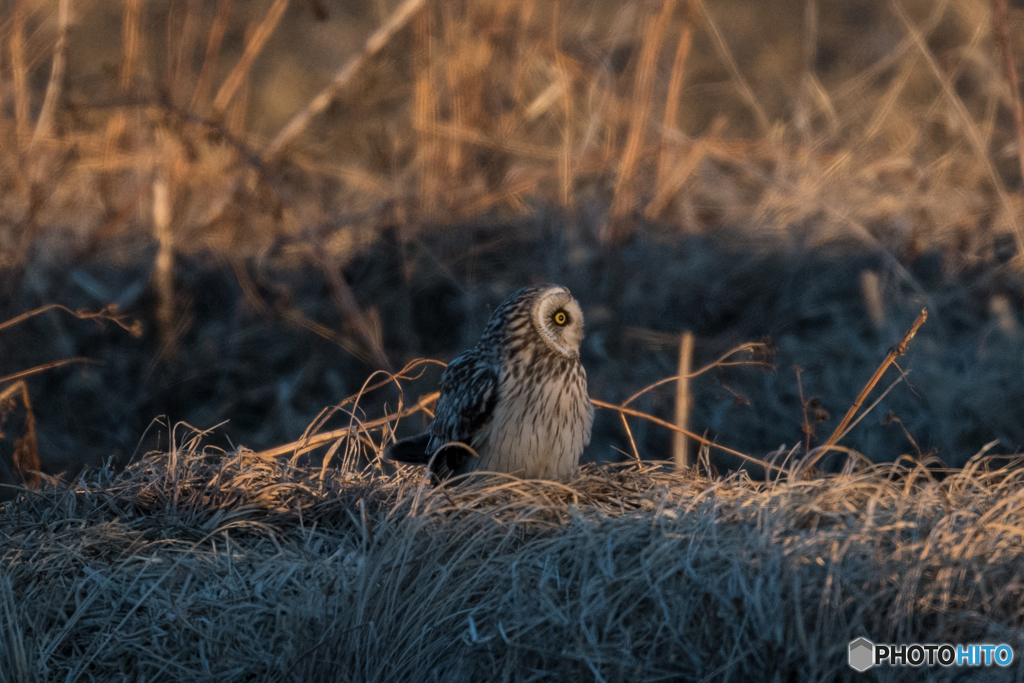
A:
189;0;233;112
646;117;722;219
655;0;694;198
605;0;676;244
551;0;574;207
265;0;426;159
696;0;769;132
104;0;145;158
118;0;144;95
441;3;465;206
10;0;29;147
211;0;290;118
859;270;885;329
510;0;536;107
152;167;176;357
414;4;439;215
168;0;201;104
794;0;817;145
891;0;1024;257
30;0;71;151
672;331;694;471
991;0;1024;191
0;380;41;489
227;22;254;135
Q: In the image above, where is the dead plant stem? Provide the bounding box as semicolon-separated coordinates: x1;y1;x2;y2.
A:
266;0;426;159
822;308;927;449
991;0;1024;191
211;0;290;118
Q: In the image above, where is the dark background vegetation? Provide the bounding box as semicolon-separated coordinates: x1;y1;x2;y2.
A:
3;0;1024;482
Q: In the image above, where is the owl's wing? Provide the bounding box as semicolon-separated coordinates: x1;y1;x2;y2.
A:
427;349;500;479
384;432;432;464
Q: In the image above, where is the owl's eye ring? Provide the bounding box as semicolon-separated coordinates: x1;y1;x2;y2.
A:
553;310;568;326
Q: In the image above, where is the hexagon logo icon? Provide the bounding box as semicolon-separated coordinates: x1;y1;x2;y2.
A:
848;637;874;672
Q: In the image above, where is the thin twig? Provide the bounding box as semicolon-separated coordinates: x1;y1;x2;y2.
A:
0;304;141;336
0;358;94;386
822;308;927;449
832;374;907;446
10;0;29;147
801;373;907;476
30;0;71;149
254;391;441;460
620;340;768;408
591;398;784;473
605;0;677;244
211;0;291;118
0;380;40;488
189;0;233;112
293;358;444;458
991;0;1024;191
619;412;642;464
695;0;769;132
892;0;1024;256
266;0;426;159
794;366;813;455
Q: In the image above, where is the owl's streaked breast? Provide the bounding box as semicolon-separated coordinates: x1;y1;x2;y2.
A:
460;348;593;480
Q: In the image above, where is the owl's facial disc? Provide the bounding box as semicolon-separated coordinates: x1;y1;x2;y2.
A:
531;286;585;357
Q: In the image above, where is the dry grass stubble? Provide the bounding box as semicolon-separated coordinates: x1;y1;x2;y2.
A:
2;435;1023;681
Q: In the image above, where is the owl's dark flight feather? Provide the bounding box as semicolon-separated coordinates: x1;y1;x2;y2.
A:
384;432;431;464
386;348;500;478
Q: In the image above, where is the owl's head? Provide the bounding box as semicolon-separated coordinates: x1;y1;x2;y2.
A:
529;285;585;357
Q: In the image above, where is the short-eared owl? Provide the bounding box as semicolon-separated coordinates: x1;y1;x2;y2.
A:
387;284;593;480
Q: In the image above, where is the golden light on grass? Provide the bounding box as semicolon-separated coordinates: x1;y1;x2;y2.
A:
605;0;676;244
0;0;1016;268
3;410;1024;678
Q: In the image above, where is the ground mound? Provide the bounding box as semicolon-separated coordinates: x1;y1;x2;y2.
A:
2;442;1022;681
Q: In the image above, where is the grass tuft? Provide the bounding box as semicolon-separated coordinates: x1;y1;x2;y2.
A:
3;440;1024;681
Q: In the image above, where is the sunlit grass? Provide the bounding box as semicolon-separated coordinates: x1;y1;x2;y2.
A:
2;433;1022;681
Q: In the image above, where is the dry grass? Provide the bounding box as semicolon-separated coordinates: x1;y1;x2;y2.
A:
1;0;1022;364
3;4;1024;674
1;0;1023;259
0;304;140;488
2;434;1024;681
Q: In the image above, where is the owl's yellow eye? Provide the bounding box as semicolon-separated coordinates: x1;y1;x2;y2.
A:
553;310;568;326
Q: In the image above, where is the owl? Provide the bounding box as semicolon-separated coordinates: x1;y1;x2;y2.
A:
386;284;593;481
